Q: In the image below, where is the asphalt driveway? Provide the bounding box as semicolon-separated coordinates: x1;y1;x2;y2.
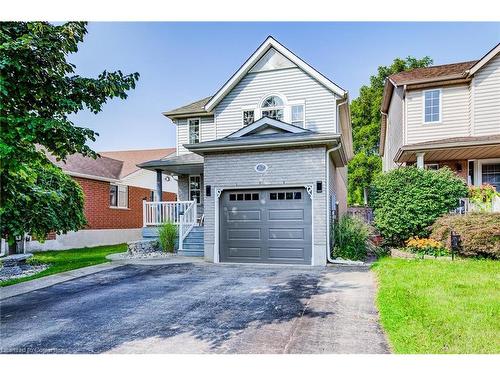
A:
0;263;389;354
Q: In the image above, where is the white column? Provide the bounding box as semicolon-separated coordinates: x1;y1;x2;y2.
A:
416;152;425;169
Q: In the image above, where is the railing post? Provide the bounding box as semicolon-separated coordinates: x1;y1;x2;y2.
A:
179;214;184;251
143;200;147;227
193;200;197;226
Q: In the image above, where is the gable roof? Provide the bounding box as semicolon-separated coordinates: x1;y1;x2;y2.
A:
227;117;311;138
204;36;347;112
47;148;176;182
388;60;477;86
47;152;124;181
100;148;176;178
163;96;212;118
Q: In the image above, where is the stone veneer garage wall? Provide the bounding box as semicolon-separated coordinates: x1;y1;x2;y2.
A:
203;146;329;266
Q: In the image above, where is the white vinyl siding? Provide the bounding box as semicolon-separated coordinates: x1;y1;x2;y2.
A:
473;53;500;136
406;84;470;144
383;86;404;172
214;67;338;138
176;116;215;155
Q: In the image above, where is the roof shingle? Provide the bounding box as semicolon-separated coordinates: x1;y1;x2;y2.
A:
163;96;212;117
389;60;478;85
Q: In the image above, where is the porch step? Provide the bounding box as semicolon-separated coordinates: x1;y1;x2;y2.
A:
179;227;204;257
142;227;159;238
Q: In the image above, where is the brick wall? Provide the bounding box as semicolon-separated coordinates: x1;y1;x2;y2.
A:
74;177;176;229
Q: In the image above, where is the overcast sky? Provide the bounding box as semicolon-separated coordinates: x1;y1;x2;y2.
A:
68;22;500;151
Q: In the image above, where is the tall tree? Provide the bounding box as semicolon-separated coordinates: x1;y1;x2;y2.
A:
348;56;433;205
0;22;139;250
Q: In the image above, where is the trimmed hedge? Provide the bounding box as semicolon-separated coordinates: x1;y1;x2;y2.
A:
430;213;500;259
371;166;468;245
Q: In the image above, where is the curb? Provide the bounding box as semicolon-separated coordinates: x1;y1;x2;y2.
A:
0;262;122;301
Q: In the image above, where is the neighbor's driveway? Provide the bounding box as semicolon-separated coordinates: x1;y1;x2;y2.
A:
0;263;389;354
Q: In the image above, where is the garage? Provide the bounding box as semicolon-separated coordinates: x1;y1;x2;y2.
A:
220;188;312;264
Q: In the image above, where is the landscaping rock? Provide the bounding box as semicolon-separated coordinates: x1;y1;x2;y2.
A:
1;253;33;267
127;239;161;255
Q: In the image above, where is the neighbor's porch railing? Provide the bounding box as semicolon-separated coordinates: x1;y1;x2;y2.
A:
455;196;500;214
143;200;195;226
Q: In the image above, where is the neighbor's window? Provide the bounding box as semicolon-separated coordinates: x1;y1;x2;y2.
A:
424;90;441;123
110;184;128;208
243;110;255;126
291;105;304;127
261;95;284;121
188;118;200;144
425;163;439;171
189;175;201;204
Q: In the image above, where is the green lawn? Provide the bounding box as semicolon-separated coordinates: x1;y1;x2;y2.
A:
372;257;500;354
0;243;127;287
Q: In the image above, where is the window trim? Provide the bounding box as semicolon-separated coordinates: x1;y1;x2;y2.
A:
477;158;500;189
259;93;286;122
188;174;202;205
187;117;201;144
109;183;129;209
290;102;306;128
422;89;442;124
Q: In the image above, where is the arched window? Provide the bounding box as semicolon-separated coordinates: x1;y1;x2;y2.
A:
261;95;284;121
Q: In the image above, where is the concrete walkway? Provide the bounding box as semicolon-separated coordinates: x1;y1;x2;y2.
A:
1;262;389;354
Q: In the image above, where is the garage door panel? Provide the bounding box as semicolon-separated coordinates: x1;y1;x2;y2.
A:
228;247;262;258
268;247;305;260
269;228;304;240
268;209;304;221
220;188;311;265
227;228;261;240
226;210;261;222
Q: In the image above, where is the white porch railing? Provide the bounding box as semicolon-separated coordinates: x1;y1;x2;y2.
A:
455;196;500;214
178;201;197;251
143;200;195;226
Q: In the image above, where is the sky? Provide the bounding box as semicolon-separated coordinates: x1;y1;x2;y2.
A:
69;22;500;151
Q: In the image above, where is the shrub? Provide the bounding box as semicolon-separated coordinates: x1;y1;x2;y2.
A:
430;213;500;259
158;221;177;253
332;215;370;261
406;237;449;258
371;166;468;245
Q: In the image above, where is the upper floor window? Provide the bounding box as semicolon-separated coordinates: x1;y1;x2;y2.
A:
261;95;284;121
243;110;255;126
110;184;128;208
188;118;200;143
424;89;441;123
291;105;304;127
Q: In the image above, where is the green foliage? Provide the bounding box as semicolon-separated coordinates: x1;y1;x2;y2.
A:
373;257;500;353
430;213;500;259
371;167;468;245
0;22;139;243
332;215;370;261
0;244;127;287
348;56;433;205
158;221;177;253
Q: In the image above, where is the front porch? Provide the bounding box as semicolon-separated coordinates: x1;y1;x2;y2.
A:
138;153;206;256
395;135;500;191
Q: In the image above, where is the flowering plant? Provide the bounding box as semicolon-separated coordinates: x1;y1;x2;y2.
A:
406;237;449;258
468;184;498;212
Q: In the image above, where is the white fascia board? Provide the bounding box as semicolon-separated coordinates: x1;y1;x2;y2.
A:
204;36;346;112
467;43;500;77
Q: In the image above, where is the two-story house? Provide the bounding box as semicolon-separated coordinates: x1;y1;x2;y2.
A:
380;43;500;193
139;36;353;266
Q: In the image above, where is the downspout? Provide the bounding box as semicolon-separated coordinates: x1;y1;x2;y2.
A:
326;99;348;263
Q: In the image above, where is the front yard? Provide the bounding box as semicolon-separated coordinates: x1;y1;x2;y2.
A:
373;257;500;354
0;244;127;287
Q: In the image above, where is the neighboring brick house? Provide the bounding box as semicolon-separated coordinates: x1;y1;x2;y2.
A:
28;149;177;251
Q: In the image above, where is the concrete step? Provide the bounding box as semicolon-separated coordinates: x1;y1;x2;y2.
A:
142;227;158;238
182;243;204;250
184;238;204;245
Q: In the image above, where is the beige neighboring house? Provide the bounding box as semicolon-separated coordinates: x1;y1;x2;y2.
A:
380;43;500;193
